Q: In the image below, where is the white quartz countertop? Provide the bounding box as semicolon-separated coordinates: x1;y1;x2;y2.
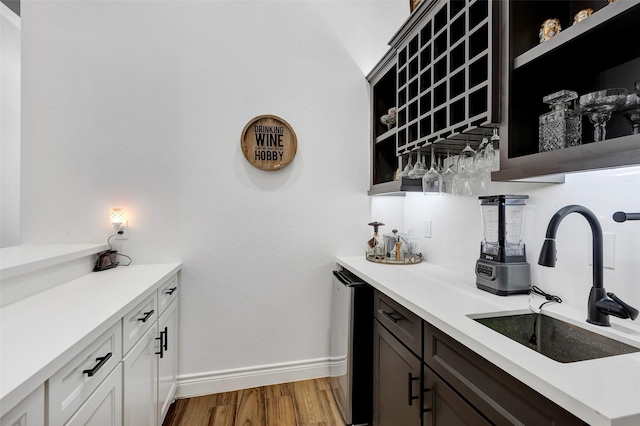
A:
0;262;182;415
337;256;640;426
0;243;109;278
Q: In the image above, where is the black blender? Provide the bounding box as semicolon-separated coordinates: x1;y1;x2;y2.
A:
475;195;531;295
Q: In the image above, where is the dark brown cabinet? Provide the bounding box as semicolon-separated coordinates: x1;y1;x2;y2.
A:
373;289;492;426
372;289;586;425
373;320;422;426
423;322;584;426
495;0;640;181
422;366;490;426
367;0;500;195
368;0;640;190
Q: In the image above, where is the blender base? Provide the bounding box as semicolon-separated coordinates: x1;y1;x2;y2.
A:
475;259;531;296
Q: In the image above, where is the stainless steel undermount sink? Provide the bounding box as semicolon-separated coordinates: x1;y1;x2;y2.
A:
471;312;640;363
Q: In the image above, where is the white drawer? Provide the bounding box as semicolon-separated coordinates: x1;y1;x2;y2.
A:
48;321;122;426
64;363;122;426
122;293;157;355
157;274;178;316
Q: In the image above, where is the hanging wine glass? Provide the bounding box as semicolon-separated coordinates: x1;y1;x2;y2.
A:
578;88;628;141
399;152;414;177
457;138;476;173
409;150;426;179
484;128;499;172
422;147;442;195
444;149;457;174
439;150;455;195
454;139;475;196
474;134;489;171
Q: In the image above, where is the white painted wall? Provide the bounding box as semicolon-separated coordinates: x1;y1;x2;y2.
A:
19;0;408;395
372;166;640;322
1;3;21;247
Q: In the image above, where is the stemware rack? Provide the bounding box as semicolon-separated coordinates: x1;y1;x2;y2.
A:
369;0;500;195
369;0;640;194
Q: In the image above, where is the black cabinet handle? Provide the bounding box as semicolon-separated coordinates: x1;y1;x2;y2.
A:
156;333;165;358
138;310;154;322
164;287;177;295
162;326;168;351
380;309;402;324
408;372;419;406
83;352;112;377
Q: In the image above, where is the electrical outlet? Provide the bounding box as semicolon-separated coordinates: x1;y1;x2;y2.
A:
424;219;432;238
115;221;129;240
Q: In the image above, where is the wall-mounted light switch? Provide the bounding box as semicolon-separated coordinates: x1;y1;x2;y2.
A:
424;219;432;238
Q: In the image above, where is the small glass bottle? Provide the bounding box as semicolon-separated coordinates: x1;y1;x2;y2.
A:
539;90;582;152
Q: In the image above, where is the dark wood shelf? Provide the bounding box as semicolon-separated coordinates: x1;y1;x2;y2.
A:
498;0;640;181
493;134;640;181
514;1;637;69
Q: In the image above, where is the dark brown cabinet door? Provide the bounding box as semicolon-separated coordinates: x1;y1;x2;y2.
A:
373;320;422;426
423;366;491;426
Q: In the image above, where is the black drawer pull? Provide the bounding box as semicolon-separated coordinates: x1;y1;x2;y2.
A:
138;310;154;322
156;333;165;359
408;372;419;406
380;309;402;324
83;352;112;377
162;326;168;351
164;287;177;295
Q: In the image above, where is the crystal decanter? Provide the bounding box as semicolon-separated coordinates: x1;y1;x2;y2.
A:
539;90;582;152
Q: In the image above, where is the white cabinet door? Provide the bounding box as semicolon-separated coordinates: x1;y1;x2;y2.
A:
49;321;122;426
123;324;158;426
65;364;123;426
157;299;178;424
0;385;44;426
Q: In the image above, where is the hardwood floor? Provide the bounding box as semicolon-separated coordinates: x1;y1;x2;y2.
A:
162;378;346;426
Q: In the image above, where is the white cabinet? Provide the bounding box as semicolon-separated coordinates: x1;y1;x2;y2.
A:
0;264;180;426
123;276;179;426
123;324;159;426
64;364;123;426
0;385;44;426
48;322;122;426
157;299;178;422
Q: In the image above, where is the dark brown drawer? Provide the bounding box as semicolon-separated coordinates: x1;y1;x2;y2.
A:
423;322;585;426
374;290;422;356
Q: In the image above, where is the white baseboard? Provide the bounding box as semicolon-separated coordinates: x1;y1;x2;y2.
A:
175;357;333;399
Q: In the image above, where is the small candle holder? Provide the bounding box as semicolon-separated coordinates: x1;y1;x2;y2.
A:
539;18;561;43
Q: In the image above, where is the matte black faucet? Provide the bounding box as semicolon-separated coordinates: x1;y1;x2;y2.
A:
538;205;638;326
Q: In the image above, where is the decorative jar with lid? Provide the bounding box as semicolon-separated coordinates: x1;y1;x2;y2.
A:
539;90;582;152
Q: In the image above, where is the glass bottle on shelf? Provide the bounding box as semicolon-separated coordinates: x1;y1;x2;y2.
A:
539;90;582;152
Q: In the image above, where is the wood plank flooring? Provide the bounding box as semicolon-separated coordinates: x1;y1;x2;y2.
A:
162;378;346;426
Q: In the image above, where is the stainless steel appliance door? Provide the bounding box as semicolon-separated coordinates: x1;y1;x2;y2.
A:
330;271;355;425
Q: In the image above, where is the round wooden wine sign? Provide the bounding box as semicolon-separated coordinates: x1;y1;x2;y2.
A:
240;115;298;171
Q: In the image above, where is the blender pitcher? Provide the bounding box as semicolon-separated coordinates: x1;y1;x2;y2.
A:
476;195;531;295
